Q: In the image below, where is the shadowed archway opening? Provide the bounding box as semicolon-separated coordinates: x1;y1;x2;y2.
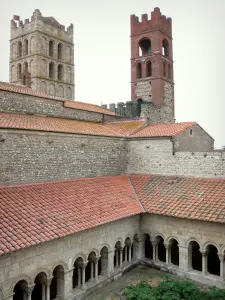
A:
50;265;64;300
170;239;179;266
156;236;166;262
73;257;84;288
32;272;47;300
207;245;220;276
144;234;153;259
189;241;202;271
13;280;28;300
99;246;109;276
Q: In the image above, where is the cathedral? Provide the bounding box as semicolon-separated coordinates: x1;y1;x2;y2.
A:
0;6;225;300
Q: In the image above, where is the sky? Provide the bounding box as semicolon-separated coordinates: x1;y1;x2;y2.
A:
1;0;225;148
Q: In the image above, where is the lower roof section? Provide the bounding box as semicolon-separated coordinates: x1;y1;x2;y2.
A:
0;174;225;256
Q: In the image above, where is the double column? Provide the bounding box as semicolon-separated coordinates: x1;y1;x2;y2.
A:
90;256;101;281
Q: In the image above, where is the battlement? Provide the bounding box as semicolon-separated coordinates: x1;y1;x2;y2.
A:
11;9;73;41
131;7;172;37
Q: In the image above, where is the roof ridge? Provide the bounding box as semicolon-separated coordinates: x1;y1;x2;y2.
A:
128;176;145;212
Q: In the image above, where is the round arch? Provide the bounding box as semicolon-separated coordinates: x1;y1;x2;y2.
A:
166;236;180;245
71;253;87;267
86;248;100;257
50;261;68;275
185;238;203;249
10;275;33;294
202;242;219;252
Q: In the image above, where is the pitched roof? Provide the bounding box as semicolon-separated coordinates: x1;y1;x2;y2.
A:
0;112;198;138
0;176;142;255
130;175;225;224
0;112;122;137
0;82;115;116
130;122;196;137
1;174;225;255
104;120;145;136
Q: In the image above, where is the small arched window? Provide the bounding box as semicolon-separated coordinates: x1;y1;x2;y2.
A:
139;38;151;57
163;62;166;77
162;39;169;57
49;40;54;57
146;61;152;77
58;64;63;80
58;43;63;59
168;64;171;79
24;61;28;72
22;75;27;86
17;42;22;58
49;62;55;79
17;64;22;79
24;39;28;55
137;62;142;79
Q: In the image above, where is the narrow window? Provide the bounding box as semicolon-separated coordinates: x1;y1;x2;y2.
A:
146;61;152;77
49;62;55;79
168;64;171;79
24;61;28;72
49;40;54;57
139;39;151;57
190;129;193;135
163;62;166;77
24;39;28;55
137;62;142;79
17;42;22;57
17;64;22;79
162;39;169;57
58;43;63;59
58;64;63;80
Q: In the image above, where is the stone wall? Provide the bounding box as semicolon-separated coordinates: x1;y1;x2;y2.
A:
126;138;225;178
0;130;127;186
0;215;140;297
174;124;214;152
0;91;103;122
140;82;174;124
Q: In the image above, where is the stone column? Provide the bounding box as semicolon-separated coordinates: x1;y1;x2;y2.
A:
116;250;119;268
90;262;94;281
164;243;169;265
94;256;101;281
25;285;35;300
134;234;145;260
152;241;156;261
218;254;225;280
119;248;123;267
45;278;52;300
124;246;128;262
77;267;81;287
64;268;74;299
108;250;115;275
201;251;207;276
42;284;46;300
128;243;132;262
178;246;189;271
81;262;88;289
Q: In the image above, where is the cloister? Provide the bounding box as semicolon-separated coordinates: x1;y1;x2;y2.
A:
11;233;225;300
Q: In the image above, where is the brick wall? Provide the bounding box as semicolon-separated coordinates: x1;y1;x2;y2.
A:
127;139;225;178
0;91;103;122
0;130;127;185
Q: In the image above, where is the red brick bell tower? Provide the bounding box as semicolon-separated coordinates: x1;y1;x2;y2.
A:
130;7;175;119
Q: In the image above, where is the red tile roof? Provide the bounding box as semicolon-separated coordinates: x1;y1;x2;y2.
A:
0;112;198;138
130;122;196;137
0;176;142;255
64;100;116;116
1;174;225;255
104;120;145;136
0;113;122;137
0;82;115;116
130;175;225;224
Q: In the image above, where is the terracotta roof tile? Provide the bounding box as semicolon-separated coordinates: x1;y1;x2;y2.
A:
104;120;145;136
0;112;122;137
0;112;198;138
130;122;196;137
0;176;142;255
129;175;225;224
0;81;115;116
64;101;116;116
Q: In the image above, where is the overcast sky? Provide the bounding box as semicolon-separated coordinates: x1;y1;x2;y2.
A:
1;0;225;148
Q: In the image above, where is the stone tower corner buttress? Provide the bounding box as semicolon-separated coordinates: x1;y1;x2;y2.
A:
9;9;75;100
130;7;175;123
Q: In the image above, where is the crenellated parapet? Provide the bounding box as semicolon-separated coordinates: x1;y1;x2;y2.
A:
11;9;73;42
131;7;172;37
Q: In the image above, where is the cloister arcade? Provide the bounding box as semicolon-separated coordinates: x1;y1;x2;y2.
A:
11;233;225;300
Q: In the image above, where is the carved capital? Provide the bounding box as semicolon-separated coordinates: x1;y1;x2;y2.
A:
135;233;145;243
218;254;225;262
24;284;35;295
81;261;88;268
200;250;207;257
